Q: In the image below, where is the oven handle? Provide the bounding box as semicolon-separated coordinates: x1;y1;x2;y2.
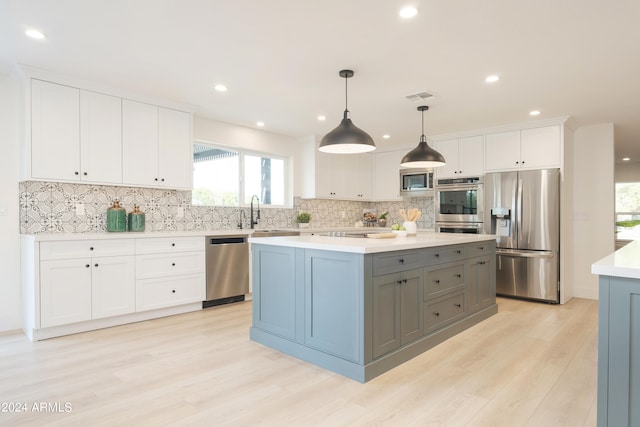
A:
435;184;483;192
436;222;483;229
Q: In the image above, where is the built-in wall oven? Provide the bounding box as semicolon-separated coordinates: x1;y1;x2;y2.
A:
435;176;484;233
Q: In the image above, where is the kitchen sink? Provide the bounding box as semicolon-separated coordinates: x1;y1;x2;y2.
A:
251;230;300;237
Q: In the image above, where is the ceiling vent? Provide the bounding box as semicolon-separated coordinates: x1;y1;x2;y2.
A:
405;91;435;103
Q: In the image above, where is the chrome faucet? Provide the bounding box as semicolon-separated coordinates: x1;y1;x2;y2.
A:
250;195;260;229
238;208;247;229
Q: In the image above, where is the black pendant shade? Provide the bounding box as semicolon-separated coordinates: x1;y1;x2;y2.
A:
400;106;446;168
319;70;376;154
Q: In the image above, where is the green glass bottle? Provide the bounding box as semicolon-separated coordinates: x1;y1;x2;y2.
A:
127;204;145;232
107;200;126;232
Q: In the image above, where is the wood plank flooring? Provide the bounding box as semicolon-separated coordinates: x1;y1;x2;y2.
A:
0;297;598;426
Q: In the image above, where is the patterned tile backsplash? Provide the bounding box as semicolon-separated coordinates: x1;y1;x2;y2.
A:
19;181;435;234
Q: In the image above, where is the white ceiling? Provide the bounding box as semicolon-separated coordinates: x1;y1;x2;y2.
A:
2;0;639;163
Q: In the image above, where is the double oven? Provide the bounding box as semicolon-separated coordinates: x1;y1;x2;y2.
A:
434;176;484;234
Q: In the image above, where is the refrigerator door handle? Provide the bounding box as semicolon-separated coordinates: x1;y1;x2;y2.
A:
496;249;555;259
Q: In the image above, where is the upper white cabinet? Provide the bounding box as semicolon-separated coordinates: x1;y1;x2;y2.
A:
80;90;123;184
307;147;372;200
31;80;81;181
122;101;192;190
485;125;561;172
26;74;192;190
373;150;404;201
435;136;484;179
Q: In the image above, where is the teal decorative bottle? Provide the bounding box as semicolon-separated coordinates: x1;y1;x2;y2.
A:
107;200;126;232
127;204;145;232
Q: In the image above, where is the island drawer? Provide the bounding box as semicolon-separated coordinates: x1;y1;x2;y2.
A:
425;291;466;333
372;250;423;276
424;263;465;299
467;241;495;257
424;245;466;265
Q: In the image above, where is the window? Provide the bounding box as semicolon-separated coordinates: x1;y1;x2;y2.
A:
192;143;288;207
615;182;640;239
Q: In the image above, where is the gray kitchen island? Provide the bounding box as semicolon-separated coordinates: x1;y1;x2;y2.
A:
249;232;498;382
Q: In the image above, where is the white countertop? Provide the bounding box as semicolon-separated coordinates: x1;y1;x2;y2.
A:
592;240;640;280
248;232;497;254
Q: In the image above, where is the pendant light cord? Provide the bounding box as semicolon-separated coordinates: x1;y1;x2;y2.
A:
344;74;349;114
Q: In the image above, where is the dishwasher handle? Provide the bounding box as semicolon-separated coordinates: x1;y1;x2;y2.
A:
209;237;246;245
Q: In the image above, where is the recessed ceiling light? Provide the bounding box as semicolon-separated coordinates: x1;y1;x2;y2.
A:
529;110;541;116
399;6;418;18
256;121;265;127
485;75;499;83
317;115;326;121
214;84;227;92
623;157;631;161
383;134;391;139
25;29;46;39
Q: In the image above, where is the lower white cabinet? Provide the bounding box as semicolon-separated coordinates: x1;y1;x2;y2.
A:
22;235;205;340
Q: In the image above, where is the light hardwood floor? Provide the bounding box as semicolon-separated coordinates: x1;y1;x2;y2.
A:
0;297;598;426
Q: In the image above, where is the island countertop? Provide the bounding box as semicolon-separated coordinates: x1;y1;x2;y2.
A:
248;231;497;254
591;240;640;279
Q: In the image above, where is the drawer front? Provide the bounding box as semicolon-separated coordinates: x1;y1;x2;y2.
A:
468;241;495;257
425;245;466;265
40;239;135;260
373;250;423;276
136;237;204;255
136;273;205;312
425;264;465;299
136;251;205;279
425;292;466;332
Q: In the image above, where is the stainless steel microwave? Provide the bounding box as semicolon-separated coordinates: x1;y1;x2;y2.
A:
399;168;434;197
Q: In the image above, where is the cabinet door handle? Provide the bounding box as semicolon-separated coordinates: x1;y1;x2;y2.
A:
94;263;98;267
396;280;402;285
83;172;87;176
155;178;159;181
171;263;176;266
161;178;165;182
85;264;90;268
89;247;94;251
74;171;79;175
172;290;176;293
172;243;176;247
455;274;462;278
402;279;407;283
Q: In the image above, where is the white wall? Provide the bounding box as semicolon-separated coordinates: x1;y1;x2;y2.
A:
0;72;22;332
572;123;615;299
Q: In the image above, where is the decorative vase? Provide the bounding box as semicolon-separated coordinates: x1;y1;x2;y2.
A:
127;204;145;232
107;200;126;232
403;221;417;235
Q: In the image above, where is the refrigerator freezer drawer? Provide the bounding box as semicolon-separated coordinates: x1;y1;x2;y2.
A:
496;250;559;303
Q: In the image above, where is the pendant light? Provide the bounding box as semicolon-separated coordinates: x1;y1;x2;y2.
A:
400;106;446;168
319;69;376;154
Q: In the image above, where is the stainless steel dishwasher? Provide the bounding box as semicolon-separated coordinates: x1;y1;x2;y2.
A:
204;235;249;308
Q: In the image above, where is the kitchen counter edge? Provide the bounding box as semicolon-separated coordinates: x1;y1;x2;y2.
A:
592;240;640;280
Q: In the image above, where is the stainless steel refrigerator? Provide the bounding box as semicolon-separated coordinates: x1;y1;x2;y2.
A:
484;168;560;303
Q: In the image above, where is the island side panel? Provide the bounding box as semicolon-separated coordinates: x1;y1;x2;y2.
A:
251;244;297;340
303;249;364;364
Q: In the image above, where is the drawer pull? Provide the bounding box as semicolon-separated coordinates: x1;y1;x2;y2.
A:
172;290;176;293
456;250;461;254
433;312;440;317
435;253;440;258
172;263;176;266
455;274;462;278
454;303;462;308
478;246;484;250
89;247;94;251
402;279;407;283
85;264;90;268
398;258;404;264
172;243;176;247
74;171;79;175
94;263;99;267
434;279;440;284
478;261;486;265
397;280;402;285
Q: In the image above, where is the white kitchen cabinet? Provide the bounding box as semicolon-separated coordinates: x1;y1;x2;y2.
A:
31;79;81;181
30;80;123;184
40;258;92;328
346;153;373;199
79;90;123;184
485;126;560;171
312;149;372;200
39;240;135;328
135;236;205;312
435;136;484;179
122;100;192;189
374;150;404;201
